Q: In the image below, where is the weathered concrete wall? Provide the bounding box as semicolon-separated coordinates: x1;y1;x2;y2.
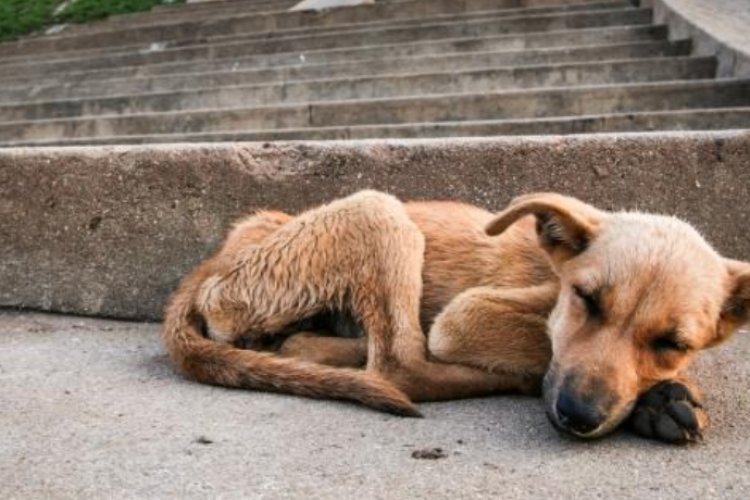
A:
1;132;749;320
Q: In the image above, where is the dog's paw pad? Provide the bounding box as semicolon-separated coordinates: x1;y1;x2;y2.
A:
629;381;705;444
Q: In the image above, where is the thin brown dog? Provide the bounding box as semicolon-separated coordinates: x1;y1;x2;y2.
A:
163;191;750;443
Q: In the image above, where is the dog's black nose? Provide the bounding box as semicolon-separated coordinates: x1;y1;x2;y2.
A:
555;391;605;435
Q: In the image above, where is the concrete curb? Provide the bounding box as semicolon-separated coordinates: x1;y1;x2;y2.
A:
1;132;748;320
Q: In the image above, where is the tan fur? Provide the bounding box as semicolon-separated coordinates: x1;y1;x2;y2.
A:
163;191;750;439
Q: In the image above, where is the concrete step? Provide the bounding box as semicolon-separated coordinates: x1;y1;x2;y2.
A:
2;132;749;319
0;4;650;64
326;107;750;138
1;40;690;103
0;0;627;57
119;0;301;22
2;0;296;49
172;1;633;57
0;57;716;122
2;79;748;144
155;0;298;9
152;0;297;12
304;78;750;127
62;0;430;38
9;108;750;147
0;23;666;82
54;0;298;39
48;0;569;39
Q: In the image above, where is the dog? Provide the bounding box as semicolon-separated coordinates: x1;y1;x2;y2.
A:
162;191;750;444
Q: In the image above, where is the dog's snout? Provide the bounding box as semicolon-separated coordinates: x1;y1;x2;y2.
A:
555;390;605;435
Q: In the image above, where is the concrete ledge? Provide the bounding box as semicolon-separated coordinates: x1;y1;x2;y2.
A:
651;0;750;77
1;131;749;320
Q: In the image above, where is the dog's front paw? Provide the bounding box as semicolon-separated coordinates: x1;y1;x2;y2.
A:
628;381;708;444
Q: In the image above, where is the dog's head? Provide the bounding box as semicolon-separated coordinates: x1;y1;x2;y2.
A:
487;193;750;439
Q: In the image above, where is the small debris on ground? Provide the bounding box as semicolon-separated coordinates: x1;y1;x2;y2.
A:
194;436;213;445
411;447;447;460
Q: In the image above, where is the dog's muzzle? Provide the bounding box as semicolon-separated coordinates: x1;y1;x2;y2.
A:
543;370;630;439
553;390;606;437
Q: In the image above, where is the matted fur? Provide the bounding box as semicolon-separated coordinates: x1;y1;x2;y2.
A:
163;191;750;441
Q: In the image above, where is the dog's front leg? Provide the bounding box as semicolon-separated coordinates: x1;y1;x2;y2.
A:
627;376;709;444
427;284;558;396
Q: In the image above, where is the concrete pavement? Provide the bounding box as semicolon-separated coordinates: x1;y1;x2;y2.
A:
2;311;749;499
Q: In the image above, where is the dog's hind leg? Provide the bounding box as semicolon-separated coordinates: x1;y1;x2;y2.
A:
337;201;529;402
173;192;423;414
198;190;514;407
278;332;368;368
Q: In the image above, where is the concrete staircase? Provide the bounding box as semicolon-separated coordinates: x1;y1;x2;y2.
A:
1;0;749;321
1;0;748;146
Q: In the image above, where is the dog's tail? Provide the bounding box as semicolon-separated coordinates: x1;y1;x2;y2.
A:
162;271;421;417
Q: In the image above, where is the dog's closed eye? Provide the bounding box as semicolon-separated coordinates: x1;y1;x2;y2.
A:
573;285;603;318
651;331;690;353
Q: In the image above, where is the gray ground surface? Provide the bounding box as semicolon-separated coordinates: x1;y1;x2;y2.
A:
2;311;749;499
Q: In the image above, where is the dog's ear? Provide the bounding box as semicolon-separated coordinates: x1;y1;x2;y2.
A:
485;193;604;262
716;259;750;344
